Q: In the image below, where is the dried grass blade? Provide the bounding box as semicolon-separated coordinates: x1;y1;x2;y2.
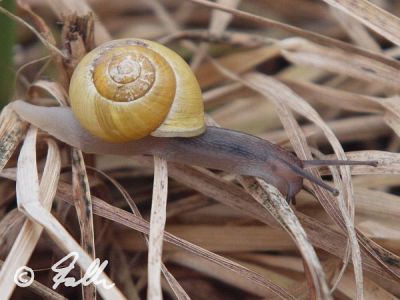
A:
280;79;383;113
337;269;397;300
189;0;241;70
354;188;400;219
110;246;141;300
71;149;96;300
0;209;24;255
132;158;400;280
330;7;380;51
321;0;400;46
195;46;280;88
17;0;57;46
0;6;65;58
19;204;126;299
86;167;190;299
116;226;294;252
187;0;400;68
240;177;331;300
132;158;276;226
209;0;241;35
210;59;361;295
159;30;267;48
279;38;400;91
60;165;400;283
0;104;28;171
141;0;180;33
356;232;400;280
56;182;295;300
263;116;386;146
167;251;290;298
147;156;168;300
0;128;60;299
12;127;125;299
297;212;400;279
237;72;364;300
160;267;190;300
378;97;400;137
29;80;69;106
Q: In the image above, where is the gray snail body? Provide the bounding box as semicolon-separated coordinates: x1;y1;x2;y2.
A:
14;100;368;203
12;39;377;203
13;101;304;200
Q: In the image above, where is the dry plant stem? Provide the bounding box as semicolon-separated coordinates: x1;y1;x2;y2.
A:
147;156;168;300
0;133;60;299
0;6;65;58
44;0;111;45
12;127;126;300
71;149;96;300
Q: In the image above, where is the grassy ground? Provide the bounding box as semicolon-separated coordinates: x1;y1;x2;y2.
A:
0;0;400;299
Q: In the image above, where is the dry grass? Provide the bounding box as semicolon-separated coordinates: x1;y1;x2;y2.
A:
0;0;400;299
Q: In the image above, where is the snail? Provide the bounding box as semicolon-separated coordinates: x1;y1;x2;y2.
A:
12;39;377;202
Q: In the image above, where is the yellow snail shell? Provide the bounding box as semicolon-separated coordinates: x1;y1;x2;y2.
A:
69;39;205;142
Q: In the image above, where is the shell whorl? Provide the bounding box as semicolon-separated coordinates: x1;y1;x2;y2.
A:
69;39;205;142
94;49;156;101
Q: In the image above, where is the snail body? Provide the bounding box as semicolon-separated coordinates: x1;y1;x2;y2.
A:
14;100;377;203
69;39;205;142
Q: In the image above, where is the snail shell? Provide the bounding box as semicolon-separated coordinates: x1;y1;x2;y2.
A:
69;39;205;142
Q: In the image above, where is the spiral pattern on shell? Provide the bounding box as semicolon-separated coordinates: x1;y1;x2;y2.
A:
69;39;205;142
